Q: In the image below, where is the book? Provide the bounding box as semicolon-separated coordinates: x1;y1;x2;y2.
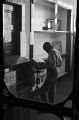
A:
33;58;45;63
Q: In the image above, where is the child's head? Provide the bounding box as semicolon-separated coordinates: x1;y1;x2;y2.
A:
43;42;52;53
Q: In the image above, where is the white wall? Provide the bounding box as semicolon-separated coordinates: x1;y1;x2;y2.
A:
20;1;30;58
61;0;77;17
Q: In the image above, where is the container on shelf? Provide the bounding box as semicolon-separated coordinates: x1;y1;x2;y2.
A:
57;20;61;31
43;18;55;30
42;18;61;31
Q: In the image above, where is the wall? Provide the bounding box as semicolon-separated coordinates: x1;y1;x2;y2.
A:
20;1;30;58
61;0;77;17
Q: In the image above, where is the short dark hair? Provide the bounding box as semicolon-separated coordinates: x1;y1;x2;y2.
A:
43;42;52;53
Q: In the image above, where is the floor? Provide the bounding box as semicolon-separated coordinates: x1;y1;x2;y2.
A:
29;76;73;120
55;76;73;104
3;76;73;120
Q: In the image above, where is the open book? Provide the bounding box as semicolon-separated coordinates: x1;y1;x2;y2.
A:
33;57;45;63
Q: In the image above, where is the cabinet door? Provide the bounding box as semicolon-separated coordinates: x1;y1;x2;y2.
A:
12;4;22;56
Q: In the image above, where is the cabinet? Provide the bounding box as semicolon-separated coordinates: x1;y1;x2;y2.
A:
30;0;73;76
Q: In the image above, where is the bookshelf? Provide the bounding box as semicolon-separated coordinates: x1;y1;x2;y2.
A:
30;0;73;76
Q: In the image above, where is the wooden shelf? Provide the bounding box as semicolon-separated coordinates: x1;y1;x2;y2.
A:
55;31;69;33
34;0;55;7
34;30;69;33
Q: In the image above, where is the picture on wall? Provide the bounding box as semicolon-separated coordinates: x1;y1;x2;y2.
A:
52;41;62;53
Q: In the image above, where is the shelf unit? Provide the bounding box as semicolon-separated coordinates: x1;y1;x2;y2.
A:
30;0;73;76
34;30;69;33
